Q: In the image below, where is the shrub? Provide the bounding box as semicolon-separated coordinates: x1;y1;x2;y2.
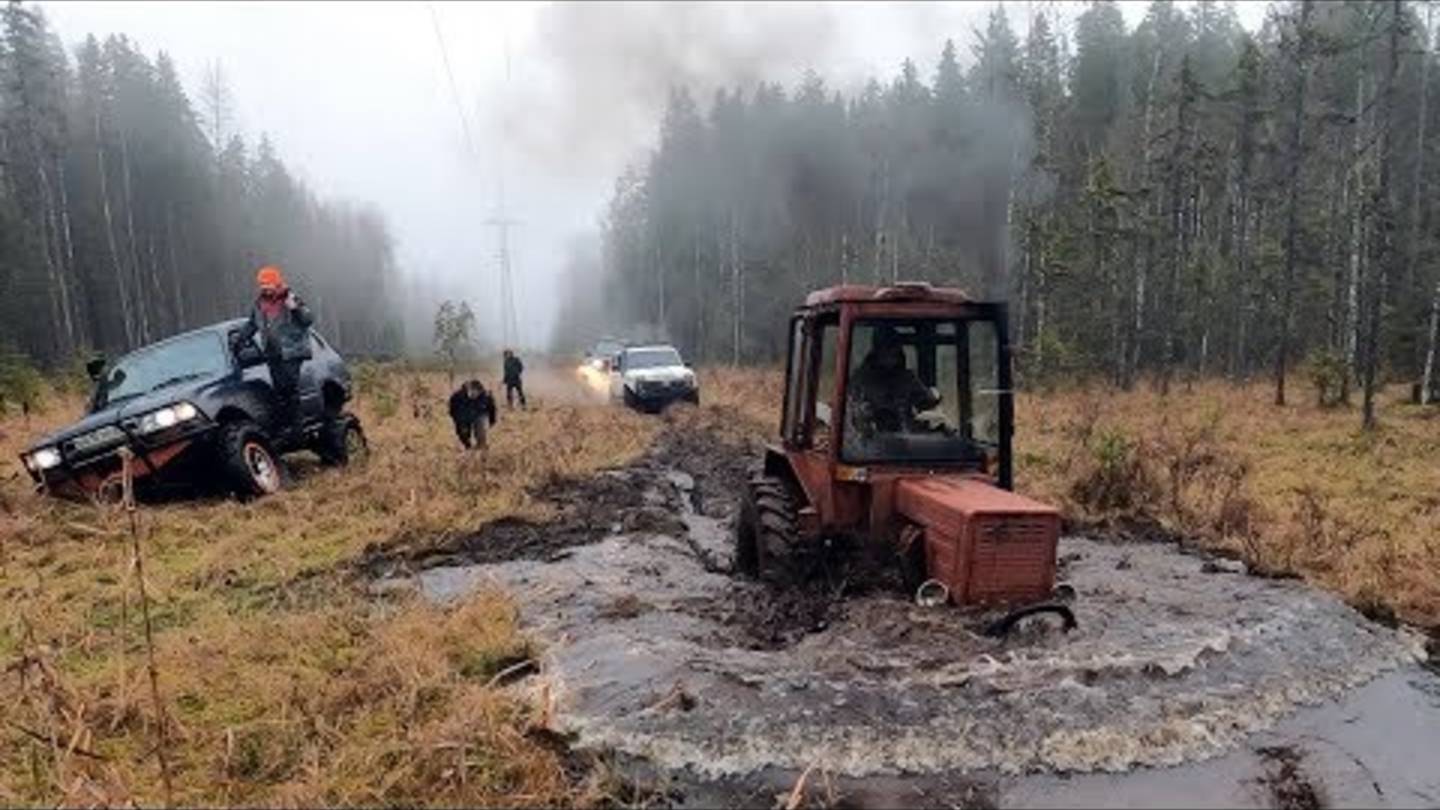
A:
1302;349;1349;408
0;343;44;416
1069;427;1159;516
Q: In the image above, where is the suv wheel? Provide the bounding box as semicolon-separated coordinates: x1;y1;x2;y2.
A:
316;415;368;466
218;420;283;498
736;475;800;584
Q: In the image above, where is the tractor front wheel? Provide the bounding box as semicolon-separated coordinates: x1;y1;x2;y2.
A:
736;475;800;584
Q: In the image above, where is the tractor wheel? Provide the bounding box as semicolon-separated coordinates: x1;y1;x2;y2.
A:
217;420;284;499
899;528;928;596
736;475;800;584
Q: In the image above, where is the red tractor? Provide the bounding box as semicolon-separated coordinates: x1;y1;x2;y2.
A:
736;282;1064;611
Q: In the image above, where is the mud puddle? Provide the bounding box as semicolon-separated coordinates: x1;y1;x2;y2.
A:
370;420;1439;808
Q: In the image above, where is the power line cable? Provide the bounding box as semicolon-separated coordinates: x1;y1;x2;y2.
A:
427;3;478;159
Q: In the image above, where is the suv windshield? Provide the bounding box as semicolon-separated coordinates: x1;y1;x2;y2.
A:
841;317;1001;466
626;348;682;369
93;331;229;411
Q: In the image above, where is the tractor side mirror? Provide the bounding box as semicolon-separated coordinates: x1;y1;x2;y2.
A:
85;355;107;381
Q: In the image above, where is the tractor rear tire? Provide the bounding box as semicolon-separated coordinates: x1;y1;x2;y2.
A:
736;475;800;584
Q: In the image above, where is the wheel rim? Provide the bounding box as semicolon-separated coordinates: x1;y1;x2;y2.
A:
244;441;281;492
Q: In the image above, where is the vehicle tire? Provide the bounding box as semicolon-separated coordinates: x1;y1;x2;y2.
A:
316;415;368;466
736;475;801;585
684;390;700;406
899;524;928;595
623;388;639;411
217;420;284;499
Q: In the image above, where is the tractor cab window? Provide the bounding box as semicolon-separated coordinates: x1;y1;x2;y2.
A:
813;319;838;447
841;317;1001;467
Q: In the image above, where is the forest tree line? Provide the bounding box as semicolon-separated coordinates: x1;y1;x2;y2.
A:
0;1;404;376
562;0;1440;427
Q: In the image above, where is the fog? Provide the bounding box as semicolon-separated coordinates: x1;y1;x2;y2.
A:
40;1;1266;352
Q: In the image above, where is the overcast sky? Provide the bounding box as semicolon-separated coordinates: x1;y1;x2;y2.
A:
40;1;1269;349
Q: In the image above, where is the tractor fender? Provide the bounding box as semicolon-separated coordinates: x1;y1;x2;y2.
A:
760;445;821;535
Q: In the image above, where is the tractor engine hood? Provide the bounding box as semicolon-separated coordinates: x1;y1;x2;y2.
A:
893;476;1060;605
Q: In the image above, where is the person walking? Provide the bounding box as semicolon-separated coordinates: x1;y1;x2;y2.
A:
448;378;497;450
502;348;527;409
233;265;314;442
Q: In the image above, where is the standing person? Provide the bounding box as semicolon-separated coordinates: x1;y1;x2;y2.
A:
233;265;314;442
448;378;497;450
502;348;527;409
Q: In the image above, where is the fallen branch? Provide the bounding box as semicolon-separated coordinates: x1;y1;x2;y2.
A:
7;722;108;762
783;764;816;810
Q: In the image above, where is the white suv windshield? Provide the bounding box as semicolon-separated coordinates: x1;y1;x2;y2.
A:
626;348;682;369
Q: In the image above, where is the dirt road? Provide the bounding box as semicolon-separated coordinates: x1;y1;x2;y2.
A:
369;400;1440;809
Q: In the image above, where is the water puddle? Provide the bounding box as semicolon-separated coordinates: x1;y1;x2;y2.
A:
370;423;1439;807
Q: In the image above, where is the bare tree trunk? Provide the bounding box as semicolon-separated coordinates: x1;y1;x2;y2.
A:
95;109;136;347
34;158;75;357
730;209;742;365
55;156;84;349
1346;76;1368;397
1362;0;1404;430
1416;3;1440;403
118;128;150;343
1276;0;1314;407
166;206;186;328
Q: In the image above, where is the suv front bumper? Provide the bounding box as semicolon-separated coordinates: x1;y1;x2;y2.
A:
23;420;216;499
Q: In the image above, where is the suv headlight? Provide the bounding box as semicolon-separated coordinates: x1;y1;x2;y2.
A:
138;402;200;434
26;447;62;471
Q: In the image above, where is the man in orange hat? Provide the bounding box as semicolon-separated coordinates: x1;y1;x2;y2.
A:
234;265;314;440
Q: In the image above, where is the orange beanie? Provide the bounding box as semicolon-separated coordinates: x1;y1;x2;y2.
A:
256;265;284;290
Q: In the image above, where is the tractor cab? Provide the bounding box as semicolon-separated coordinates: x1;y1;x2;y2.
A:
780;282;1012;487
739;282;1061;609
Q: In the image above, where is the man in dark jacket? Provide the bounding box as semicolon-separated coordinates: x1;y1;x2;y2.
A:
233;265;313;440
448;379;497;450
502;349;526;409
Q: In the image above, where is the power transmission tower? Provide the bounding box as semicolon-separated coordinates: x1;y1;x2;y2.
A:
486;29;521;349
485;198;520;349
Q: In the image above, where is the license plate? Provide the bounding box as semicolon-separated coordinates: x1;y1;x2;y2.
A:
69;425;125;454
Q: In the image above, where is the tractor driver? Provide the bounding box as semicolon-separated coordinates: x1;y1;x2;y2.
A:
845;327;940;450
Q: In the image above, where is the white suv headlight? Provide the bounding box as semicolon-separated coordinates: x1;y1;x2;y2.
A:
27;447;62;471
138;402;200;434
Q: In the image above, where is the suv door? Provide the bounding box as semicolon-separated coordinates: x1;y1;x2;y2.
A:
298;332;325;421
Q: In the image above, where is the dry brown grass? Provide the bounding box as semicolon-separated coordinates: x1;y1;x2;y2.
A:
1018;379;1440;627
1;364;657;806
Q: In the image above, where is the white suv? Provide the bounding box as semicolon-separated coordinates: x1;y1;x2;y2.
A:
610;344;699;412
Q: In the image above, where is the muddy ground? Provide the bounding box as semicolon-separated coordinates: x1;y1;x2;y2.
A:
368;415;1440;809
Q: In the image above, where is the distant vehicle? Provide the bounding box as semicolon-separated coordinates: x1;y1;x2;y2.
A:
19;319;365;501
610;344;699;412
582;337;628;372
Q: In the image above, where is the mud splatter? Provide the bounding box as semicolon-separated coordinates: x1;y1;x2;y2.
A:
1256;746;1325;810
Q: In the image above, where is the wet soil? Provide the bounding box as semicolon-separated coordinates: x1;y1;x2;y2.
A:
365;414;1440;809
1255;746;1325;810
